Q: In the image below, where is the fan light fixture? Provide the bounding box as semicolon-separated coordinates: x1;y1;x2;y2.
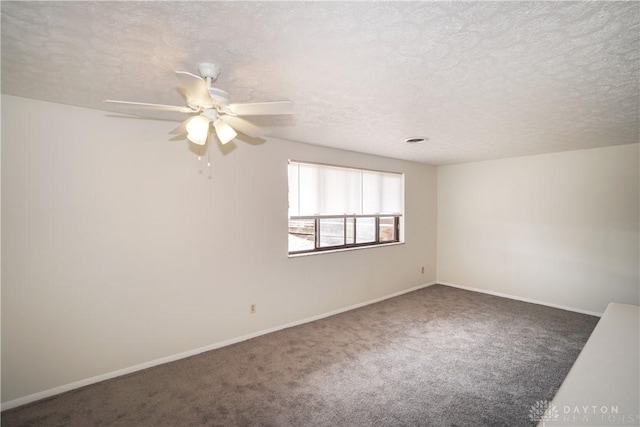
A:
105;62;294;150
186;115;210;145
213;119;238;145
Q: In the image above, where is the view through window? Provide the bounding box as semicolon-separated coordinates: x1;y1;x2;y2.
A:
288;161;404;254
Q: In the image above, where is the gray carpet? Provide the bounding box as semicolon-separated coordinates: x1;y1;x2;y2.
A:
2;284;598;427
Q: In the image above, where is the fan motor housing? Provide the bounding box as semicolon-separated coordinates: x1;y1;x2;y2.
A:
209;87;231;105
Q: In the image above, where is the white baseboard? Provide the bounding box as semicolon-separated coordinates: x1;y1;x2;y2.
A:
438;281;603;317
1;281;437;411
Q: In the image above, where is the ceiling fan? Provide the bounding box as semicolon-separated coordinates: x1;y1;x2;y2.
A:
105;62;293;145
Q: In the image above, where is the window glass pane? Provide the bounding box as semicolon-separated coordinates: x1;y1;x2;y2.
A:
297;164;361;215
362;171;403;215
318;218;345;247
288;163;300;217
319;167;361;215
362;171;381;214
381;173;403;214
298;163;320;216
288;219;315;252
356;217;376;244
379;217;396;242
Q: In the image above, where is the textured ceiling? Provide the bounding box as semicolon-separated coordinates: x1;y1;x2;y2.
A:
2;1;638;165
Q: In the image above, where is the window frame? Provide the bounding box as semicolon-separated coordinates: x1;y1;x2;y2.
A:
288;160;404;256
288;214;400;255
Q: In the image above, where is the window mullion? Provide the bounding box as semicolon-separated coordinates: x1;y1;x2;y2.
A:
343;217;347;245
395;216;399;241
351;216;356;245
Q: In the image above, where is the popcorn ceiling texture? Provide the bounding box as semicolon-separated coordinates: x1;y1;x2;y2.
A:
1;1;638;164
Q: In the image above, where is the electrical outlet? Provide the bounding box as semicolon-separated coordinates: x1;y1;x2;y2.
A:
250;303;256;314
421;266;425;274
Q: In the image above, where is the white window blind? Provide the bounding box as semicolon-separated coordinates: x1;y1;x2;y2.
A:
288;161;404;217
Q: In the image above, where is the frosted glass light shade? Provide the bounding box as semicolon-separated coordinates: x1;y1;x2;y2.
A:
186;115;210;145
213;119;238;144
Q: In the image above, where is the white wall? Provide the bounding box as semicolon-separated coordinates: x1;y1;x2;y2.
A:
1;95;438;403
437;144;640;314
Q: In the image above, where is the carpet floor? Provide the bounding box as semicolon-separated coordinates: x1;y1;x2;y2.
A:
1;284;598;427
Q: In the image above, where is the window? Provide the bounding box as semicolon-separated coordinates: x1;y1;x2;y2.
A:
288;161;404;255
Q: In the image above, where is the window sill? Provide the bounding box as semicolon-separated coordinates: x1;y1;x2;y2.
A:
288;241;404;258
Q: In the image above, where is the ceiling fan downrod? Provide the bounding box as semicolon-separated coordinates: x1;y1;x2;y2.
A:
198;62;221;88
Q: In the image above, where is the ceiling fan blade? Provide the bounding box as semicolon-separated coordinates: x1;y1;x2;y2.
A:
174;71;214;109
221;116;265;138
227;101;293;116
105;100;196;113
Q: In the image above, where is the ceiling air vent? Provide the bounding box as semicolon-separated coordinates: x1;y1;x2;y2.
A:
405;137;428;144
